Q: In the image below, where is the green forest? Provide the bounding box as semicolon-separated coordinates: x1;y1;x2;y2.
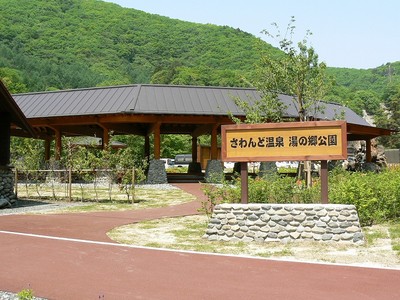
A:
1;0;400;145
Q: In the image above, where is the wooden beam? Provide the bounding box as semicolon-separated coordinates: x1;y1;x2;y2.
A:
192;124;212;137
28;114;233;127
100;123;147;136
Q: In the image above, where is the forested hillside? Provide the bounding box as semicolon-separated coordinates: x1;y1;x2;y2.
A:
0;0;399;119
0;0;282;92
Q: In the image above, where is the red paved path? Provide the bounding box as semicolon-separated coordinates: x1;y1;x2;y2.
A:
1;183;399;299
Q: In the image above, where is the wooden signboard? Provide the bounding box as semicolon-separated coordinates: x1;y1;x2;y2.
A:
221;121;348;204
221;121;347;162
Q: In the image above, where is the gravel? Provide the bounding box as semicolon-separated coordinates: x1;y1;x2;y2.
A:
0;199;86;216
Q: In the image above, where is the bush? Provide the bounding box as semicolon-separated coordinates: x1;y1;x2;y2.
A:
203;167;400;226
329;167;400;226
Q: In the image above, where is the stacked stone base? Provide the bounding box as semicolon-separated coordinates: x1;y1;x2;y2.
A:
146;160;167;184
0;167;17;208
204;203;364;244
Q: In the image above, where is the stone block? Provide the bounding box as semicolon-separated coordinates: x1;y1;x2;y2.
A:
234;232;245;239
290;232;301;239
321;234;333;241
278;231;290;239
260;214;271;222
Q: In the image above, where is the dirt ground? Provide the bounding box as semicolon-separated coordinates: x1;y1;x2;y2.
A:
108;214;400;269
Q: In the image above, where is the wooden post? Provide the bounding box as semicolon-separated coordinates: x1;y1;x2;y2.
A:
14;168;18;198
144;136;150;161
211;124;218;160
365;139;372;162
321;160;328;204
55;129;62;161
153;123;161;160
192;136;198;162
0;113;11;166
68;166;72;202
241;162;248;204
102;127;109;149
131;167;135;204
44;139;51;161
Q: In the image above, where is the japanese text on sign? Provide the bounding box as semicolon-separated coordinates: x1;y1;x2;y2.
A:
230;134;338;149
221;121;347;162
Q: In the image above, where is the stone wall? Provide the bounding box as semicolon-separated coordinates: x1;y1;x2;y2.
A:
0;167;17;208
204;203;364;244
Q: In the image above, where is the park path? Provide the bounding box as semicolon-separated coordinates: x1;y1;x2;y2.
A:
0;183;400;299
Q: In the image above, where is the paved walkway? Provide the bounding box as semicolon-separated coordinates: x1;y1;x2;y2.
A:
1;183;400;299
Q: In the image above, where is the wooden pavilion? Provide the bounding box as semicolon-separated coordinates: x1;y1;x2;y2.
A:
0;80;35;165
0;80;35;206
12;84;394;181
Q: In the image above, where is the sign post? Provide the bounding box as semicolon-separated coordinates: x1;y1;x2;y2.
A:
221;121;347;204
240;162;248;204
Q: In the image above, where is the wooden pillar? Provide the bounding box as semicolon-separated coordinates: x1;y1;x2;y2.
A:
365;139;372;162
0;113;11;166
192;136;198;162
55;129;62;161
211;124;218;160
102;127;109;149
144;136;150;161
320;160;329;204
241;162;248;204
44;139;51;161
153;123;161;160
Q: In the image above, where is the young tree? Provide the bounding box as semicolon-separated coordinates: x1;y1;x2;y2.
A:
259;17;332;121
234;17;332;123
234;17;333;185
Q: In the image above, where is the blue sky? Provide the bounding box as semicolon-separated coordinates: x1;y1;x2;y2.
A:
104;0;400;69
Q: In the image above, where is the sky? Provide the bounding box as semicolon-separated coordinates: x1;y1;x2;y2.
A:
104;0;400;69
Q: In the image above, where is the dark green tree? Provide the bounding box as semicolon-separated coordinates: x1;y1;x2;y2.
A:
375;85;400;148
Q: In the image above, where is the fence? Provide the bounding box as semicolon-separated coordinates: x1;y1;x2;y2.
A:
14;168;136;202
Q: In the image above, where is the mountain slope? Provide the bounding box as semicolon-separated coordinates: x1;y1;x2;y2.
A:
0;0;399;117
0;0;280;91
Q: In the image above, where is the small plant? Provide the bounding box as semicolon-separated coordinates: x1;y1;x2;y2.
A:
199;182;240;219
199;184;220;220
17;288;34;300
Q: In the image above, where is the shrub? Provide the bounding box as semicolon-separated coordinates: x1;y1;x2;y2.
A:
329;167;400;226
202;167;400;226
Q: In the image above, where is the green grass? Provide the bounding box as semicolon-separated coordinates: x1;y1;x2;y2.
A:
23;186;196;213
389;222;400;256
364;226;389;245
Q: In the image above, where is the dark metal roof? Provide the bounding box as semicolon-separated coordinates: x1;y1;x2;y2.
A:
0;80;35;137
13;84;370;126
